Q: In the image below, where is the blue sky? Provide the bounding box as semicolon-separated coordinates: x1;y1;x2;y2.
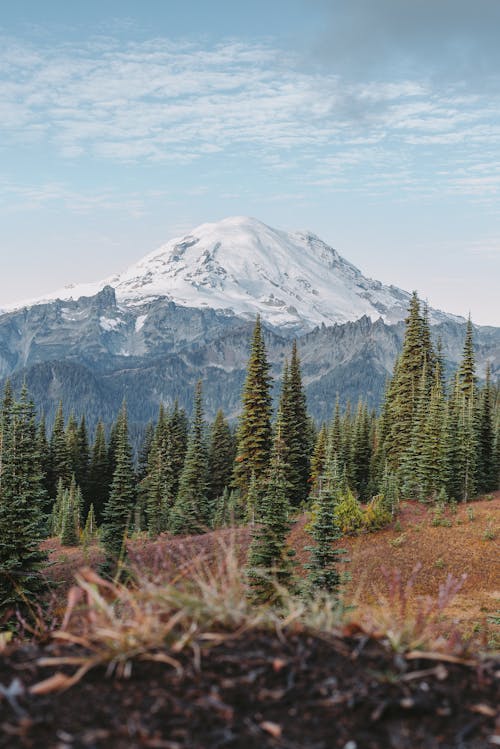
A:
1;0;500;324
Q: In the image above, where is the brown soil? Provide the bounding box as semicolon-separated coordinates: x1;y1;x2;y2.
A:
0;632;498;748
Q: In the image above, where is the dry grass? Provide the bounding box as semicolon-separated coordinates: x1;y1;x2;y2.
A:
40;493;499;666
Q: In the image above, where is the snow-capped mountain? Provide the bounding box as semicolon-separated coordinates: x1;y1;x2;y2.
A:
5;216;454;332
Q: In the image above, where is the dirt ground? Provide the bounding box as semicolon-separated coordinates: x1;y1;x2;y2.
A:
0;631;498;749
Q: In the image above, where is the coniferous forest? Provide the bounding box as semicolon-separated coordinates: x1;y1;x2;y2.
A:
0;293;499;611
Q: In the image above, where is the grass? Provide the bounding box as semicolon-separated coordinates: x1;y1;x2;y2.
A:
31;492;499;694
29;525;490;697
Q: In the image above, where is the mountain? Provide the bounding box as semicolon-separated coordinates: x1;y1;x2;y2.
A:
5;216;458;333
0;217;498;428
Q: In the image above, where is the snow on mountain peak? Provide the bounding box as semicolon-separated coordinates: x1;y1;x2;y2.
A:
4;216;439;330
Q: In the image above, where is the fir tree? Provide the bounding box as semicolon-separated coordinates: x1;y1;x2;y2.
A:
458;316;477;397
279;342;310;506
170;381;210;534
145;405;176;537
246;410;294;603
233;316;273;497
0;386;48;611
101;402;136;573
305;457;346;596
477;365;497;493
383;293;433;470
88;420;109;524
351;400;372;500
208;409;235;502
36;412;51;506
60;475;80;547
310;424;328;496
49;401;71;497
137;421;155;484
419;364;446;500
168;401;189;498
83;503;98;542
75;416;90;512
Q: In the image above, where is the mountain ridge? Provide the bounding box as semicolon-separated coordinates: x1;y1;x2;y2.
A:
3;216;463;332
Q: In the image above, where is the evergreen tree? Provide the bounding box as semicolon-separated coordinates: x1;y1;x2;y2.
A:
279;342;310;506
400;360;429;499
246;411;294;603
49;401;71;497
0;385;48;611
310;424;328;496
60;475;80;546
351;400;372;500
170;381;210;534
36;412;51;505
444;375;463;501
383;293;433;470
168;401;189;498
137;421;155;484
419;364;446;500
477;365;497;493
88;420;109;524
83;503;98;542
101;402;136;573
458;316;477;396
75;416;90;512
145;405;175;537
378;463;400;517
66;413;79;477
233;316;273;496
208;409;235;502
305;456;346;596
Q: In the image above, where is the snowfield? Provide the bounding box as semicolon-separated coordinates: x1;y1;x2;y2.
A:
4;217;458;331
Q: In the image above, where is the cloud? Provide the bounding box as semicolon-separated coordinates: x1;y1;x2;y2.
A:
308;0;500;85
0;34;499;201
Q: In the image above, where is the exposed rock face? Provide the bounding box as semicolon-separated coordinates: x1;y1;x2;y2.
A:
1;288;498;428
1;216;498;427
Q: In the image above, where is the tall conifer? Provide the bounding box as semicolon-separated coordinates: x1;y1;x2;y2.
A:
233;316;273;497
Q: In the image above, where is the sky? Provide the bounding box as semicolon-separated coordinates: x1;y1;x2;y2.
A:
1;0;500;325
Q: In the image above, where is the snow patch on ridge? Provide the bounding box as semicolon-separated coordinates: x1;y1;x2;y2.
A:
3;216;460;331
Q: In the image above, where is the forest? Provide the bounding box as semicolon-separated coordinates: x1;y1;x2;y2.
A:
0;292;498;610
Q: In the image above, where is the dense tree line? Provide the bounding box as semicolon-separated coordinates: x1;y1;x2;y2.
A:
0;301;499;610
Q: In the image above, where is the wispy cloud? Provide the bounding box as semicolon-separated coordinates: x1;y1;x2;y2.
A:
1;34;500;201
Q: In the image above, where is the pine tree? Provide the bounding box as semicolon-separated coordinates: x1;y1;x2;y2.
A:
208;409;235;502
477;365;497;493
351;400;372;500
170;381;210;535
76;416;90;513
383;293;433;470
101;402;136;573
305;457;346;596
419;364;446;500
378;462;400;517
36;412;51;507
137;421;155;483
49;401;71;497
400;360;429;500
458;316;477;397
60;475;80;547
145;405;175;537
310;424;328;496
0;385;48;611
83;503;98;542
88;420;109;524
279;342;310;506
246;411;294;603
233;316;273;497
169;401;189;498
